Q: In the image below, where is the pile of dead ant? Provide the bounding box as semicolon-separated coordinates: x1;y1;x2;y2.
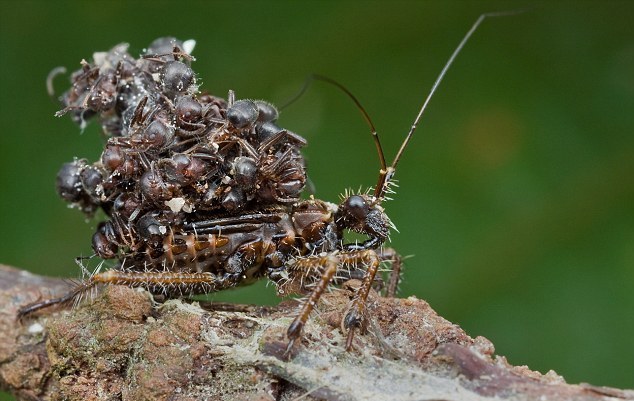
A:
53;37;307;263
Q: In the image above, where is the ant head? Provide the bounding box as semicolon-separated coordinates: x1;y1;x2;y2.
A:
92;221;119;259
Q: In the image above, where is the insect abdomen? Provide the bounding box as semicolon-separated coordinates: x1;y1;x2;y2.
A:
136;233;232;273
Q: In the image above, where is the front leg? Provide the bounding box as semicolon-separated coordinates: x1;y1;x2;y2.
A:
338;250;381;350
285;255;338;352
279;248;401;353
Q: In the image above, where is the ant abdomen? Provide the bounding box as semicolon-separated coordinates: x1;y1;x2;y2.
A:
175;96;203;128
112;193;140;220
254;100;279;124
232;156;258;189
101;145;125;172
141;37;185;73
160;61;196;98
227;99;259;129
221;187;246;211
256;121;282;141
160;154;212;186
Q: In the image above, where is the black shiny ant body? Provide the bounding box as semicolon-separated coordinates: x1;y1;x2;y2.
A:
20;13;515;352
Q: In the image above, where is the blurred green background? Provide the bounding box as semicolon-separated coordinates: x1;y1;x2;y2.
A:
1;1;633;398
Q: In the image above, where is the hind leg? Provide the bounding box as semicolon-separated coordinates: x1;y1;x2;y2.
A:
17;269;241;319
285;254;339;351
337;250;381;350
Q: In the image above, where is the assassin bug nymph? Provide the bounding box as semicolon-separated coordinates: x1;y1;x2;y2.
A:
19;12;517;352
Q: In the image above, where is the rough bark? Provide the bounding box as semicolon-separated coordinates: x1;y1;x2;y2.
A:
0;264;632;401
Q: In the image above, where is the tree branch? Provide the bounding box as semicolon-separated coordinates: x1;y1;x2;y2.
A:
1;264;632;401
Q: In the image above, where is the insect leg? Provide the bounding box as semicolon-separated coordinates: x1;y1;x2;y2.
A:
258;129;307;153
17;280;96;320
378;248;403;298
286;255;338;352
17;270;239;319
87;269;240;296
338;250;381;350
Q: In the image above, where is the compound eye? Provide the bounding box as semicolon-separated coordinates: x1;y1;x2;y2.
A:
227;100;258;129
161;61;195;96
344;195;369;220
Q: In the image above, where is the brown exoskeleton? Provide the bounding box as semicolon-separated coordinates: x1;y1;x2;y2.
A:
20;12;515;352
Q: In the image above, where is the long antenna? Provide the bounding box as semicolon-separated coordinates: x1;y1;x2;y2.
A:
280;74;387;171
390;10;522;171
374;10;524;199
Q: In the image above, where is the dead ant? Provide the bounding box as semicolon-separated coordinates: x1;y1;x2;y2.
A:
20;12;518;353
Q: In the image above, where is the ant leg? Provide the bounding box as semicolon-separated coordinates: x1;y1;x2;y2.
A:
378;248;403;298
258;129;307;152
286;255;338;352
338;250;381;350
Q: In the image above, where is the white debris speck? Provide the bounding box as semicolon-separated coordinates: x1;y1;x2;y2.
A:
182;39;196;55
222;175;231;184
92;52;107;66
28;323;44;334
159;225;167;235
165;197;186;212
